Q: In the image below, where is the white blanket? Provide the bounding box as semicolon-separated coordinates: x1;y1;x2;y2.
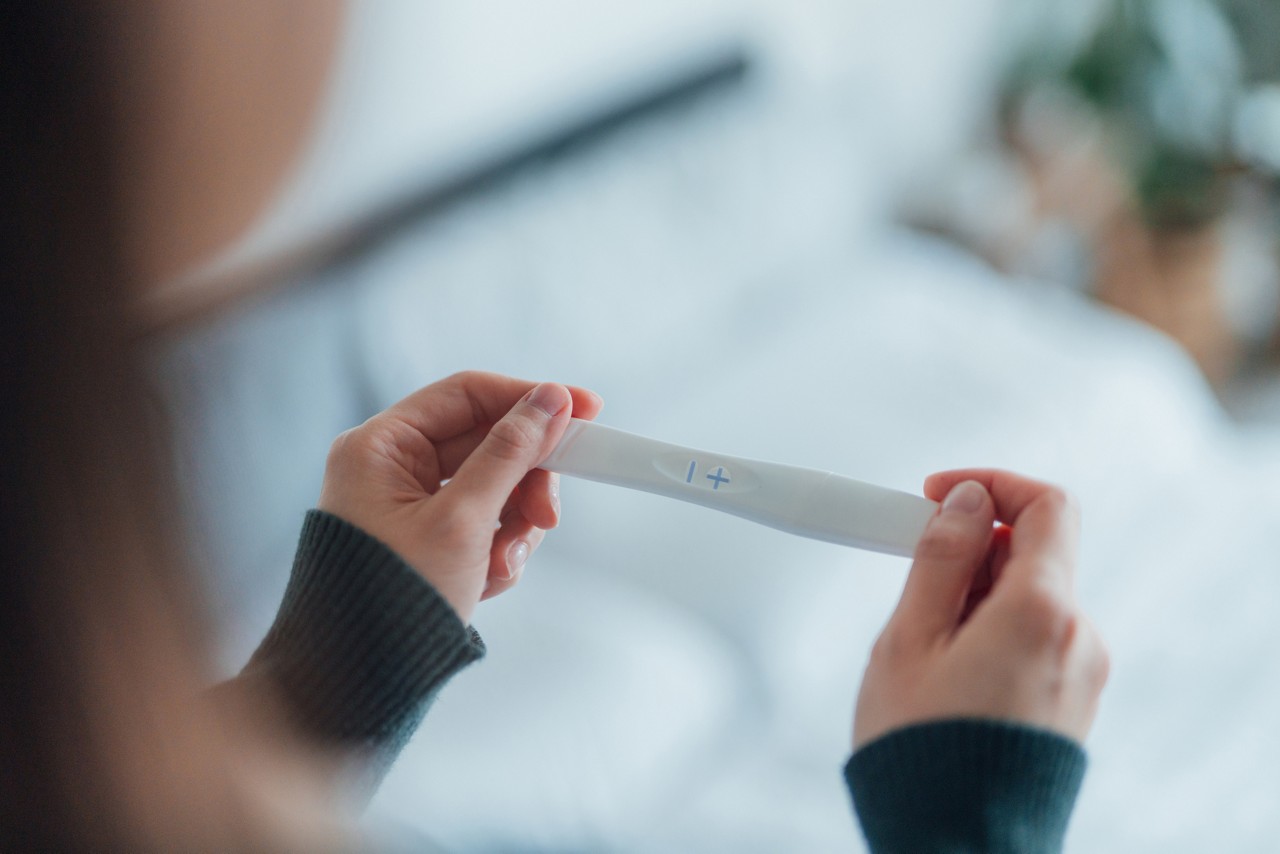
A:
170;1;1280;848
355;143;1280;848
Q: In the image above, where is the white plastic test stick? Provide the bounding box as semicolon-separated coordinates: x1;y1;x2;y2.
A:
541;419;938;558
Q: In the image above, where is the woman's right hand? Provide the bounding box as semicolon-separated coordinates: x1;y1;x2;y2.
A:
853;470;1109;750
316;372;602;625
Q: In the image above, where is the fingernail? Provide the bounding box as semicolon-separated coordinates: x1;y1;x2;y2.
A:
526;383;568;417
942;481;986;514
549;474;561;514
507;540;529;576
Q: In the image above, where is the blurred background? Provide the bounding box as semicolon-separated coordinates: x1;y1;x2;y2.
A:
153;0;1280;851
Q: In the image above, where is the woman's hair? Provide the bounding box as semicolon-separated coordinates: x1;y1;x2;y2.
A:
1;5;352;848
0;5;223;847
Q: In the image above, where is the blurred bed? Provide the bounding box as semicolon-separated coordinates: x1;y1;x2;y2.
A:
160;1;1280;851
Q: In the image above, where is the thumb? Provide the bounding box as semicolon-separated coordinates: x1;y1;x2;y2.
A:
445;383;572;518
888;480;996;644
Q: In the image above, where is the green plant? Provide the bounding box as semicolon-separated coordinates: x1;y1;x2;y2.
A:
1008;0;1280;229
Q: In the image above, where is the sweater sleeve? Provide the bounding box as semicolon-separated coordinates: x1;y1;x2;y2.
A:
231;509;484;797
845;719;1086;854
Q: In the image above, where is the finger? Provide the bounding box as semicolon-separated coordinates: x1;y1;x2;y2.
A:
1002;489;1080;594
517;468;560;530
482;570;522;601
567;387;605;421
989;523;1013;586
491;510;544;581
925;469;1079;590
958;524;1012;624
491;468;559;531
888;480;997;645
442;383;573;519
484;515;547;599
499;486;520;521
386;371;603;447
424;387;602;479
925;469;1065;527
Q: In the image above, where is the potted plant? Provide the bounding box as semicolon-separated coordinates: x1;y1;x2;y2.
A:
1001;0;1280;383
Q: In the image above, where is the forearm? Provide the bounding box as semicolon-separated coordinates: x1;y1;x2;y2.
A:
226;510;484;798
845;719;1086;854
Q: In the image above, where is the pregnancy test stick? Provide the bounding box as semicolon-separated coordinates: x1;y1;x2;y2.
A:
541;419;938;557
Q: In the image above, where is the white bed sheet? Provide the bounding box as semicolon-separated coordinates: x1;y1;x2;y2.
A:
351;127;1280;849
164;0;1280;848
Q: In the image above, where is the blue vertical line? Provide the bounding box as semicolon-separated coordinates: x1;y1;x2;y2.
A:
686;460;697;483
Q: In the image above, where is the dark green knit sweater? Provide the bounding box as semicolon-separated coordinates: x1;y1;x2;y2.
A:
245;509;1085;850
238;510;485;798
846;719;1086;853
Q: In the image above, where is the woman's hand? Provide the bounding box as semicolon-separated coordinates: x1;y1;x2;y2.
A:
854;470;1109;749
316;371;602;624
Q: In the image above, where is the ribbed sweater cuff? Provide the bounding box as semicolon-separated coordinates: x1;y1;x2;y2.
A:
845;719;1086;854
246;510;484;744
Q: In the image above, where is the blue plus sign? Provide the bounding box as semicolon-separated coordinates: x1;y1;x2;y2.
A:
706;466;731;490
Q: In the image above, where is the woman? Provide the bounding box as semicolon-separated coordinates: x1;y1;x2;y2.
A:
0;2;1107;850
